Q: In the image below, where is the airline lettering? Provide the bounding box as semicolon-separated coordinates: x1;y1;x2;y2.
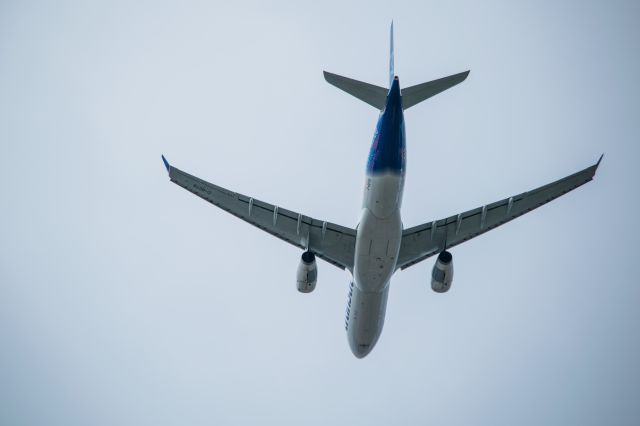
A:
344;281;355;330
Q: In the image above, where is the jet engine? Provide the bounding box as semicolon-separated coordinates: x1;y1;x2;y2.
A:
296;251;318;293
431;251;453;293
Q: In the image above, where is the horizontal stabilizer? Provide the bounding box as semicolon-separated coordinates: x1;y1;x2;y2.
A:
323;71;387;110
401;71;470;110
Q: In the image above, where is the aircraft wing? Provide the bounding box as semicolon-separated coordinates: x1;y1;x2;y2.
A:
397;156;602;270
162;156;356;271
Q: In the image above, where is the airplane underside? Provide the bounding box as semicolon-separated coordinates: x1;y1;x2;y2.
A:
162;23;601;358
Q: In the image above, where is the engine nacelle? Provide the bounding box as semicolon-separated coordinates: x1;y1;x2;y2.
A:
431;251;454;293
296;251;318;293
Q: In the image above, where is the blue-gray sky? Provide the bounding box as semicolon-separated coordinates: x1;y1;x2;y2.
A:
1;1;639;425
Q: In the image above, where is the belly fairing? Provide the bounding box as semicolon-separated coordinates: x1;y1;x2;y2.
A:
353;206;402;292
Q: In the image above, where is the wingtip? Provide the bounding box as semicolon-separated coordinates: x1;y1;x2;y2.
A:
590;153;604;178
161;154;170;173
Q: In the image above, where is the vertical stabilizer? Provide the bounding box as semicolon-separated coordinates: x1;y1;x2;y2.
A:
389;21;395;88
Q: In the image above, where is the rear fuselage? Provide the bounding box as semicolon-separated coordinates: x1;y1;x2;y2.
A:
346;77;405;358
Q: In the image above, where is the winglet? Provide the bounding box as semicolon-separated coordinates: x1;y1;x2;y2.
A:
591;153;604;178
161;155;170;173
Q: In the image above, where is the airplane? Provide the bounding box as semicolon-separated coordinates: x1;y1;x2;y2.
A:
161;23;601;358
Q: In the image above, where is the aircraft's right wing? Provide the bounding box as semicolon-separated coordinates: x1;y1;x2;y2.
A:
397;156;603;270
162;156;356;271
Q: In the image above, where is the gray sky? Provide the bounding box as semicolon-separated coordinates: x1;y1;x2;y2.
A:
1;1;639;425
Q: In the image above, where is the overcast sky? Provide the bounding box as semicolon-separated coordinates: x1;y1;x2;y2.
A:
1;1;639;425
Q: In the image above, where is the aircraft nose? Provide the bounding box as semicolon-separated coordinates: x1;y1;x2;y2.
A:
350;342;374;359
354;346;372;358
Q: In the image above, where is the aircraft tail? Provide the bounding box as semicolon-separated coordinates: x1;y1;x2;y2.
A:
323;69;470;111
323;23;470;110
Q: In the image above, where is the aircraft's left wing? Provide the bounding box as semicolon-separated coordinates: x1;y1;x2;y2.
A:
162;156;356;271
397;156;602;270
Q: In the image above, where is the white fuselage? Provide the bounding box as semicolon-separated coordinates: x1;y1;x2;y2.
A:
346;172;404;358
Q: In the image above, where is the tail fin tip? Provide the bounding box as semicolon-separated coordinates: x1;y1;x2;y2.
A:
389;21;395;87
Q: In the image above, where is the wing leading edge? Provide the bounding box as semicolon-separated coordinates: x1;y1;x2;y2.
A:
162;157;356;271
397;156;603;270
